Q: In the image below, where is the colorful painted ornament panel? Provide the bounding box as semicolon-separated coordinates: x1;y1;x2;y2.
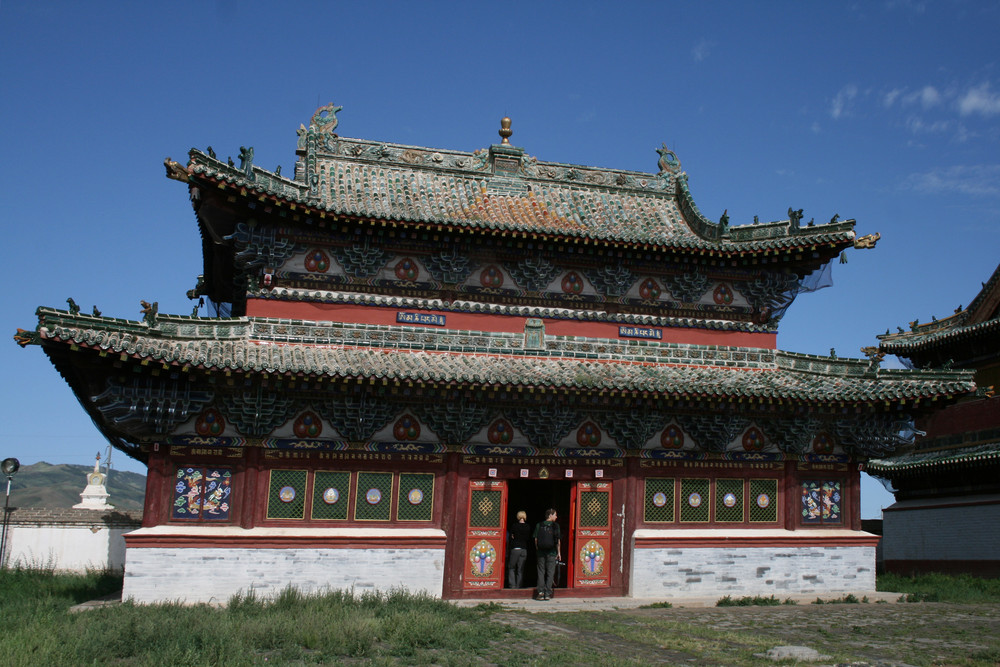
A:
479;265;504;288
293;411;323;438
304;249;331;273
487;418;514;444
713;283;734;305
469;540;497;577
638;278;662;300
395;257;419;281
579;539;605;577
560;271;585;295
172;467;232;520
741;426;766;451
576;421;602;447
660;424;684;449
393;415;421;441
812;433;835;454
801;480;842;524
194;408;225;437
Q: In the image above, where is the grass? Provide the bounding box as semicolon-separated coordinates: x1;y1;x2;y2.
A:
879;572;1000;604
715;594;787;607
0;567;522;666
1;568;998;666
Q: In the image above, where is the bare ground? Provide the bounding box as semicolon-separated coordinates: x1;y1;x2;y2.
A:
489;602;1000;666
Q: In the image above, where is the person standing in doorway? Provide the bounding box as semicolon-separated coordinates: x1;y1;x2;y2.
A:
507;510;531;588
533;508;561;600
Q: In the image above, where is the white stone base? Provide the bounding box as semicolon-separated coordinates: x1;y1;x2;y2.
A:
630;530;876;599
123;530;446;604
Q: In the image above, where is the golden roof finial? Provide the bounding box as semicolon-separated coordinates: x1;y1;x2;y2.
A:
499;117;512;145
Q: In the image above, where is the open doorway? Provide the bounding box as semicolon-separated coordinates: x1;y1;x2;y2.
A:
505;479;573;590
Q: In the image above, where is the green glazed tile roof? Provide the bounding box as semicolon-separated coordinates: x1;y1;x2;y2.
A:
879;262;1000;354
867;442;1000;474
31;307;975;404
178;107;860;254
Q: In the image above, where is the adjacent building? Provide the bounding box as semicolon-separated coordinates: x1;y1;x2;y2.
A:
870;263;999;576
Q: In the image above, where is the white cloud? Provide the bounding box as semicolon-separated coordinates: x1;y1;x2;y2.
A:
958;83;1000;116
692;39;714;62
919;86;941;108
904;115;951;134
830;84;858;119
901;165;1000;196
883;88;904;108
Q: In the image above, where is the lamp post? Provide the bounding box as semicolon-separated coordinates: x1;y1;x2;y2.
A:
0;458;19;568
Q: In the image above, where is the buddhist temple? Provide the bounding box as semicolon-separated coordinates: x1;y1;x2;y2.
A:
17;105;977;603
870;262;999;576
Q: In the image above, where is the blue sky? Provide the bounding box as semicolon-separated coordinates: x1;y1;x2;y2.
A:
2;1;998;518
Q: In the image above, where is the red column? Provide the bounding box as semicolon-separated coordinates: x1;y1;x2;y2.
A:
142;446;166;528
783;459;797;532
239;447;260;530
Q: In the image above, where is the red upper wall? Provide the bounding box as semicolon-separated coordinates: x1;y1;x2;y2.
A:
247;298;777;349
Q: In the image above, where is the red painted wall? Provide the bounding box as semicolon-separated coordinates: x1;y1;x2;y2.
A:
246;299;777;349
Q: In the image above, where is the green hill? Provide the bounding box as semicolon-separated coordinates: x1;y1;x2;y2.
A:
6;462;145;511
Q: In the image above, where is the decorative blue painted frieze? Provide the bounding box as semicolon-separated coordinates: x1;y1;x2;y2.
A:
397;311;446;326
619;325;662;340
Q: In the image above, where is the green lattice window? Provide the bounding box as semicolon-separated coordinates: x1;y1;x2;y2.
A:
311;471;351;521
680;478;710;522
397;473;434;522
749;479;778;523
715;479;744;523
354;472;393;521
800;480;843;525
644;478;675;523
266;469;308;520
579;491;609;527
469;489;502;527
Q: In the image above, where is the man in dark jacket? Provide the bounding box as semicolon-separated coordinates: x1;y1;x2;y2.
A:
533;508;561;600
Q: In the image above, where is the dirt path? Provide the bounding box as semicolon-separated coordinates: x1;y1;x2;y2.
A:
491;602;1000;666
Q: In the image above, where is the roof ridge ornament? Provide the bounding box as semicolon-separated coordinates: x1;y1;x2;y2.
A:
499;116;512;145
656;143;680;175
310;103;343;135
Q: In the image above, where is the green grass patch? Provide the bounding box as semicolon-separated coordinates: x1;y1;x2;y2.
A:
715;594;781;607
878;572;1000;604
0;569;524;666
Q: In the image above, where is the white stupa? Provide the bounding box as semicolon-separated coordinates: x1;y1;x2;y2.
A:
73;453;113;510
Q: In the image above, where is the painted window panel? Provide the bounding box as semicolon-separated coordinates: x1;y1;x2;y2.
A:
800;480;843;525
266;469;308;520
643;478;675;523
714;478;744;523
172;467;232;521
749;479;778;523
579;490;610;527
355;471;393;521
680;478;710;522
397;472;434;522
469;489;503;527
311;471;351;521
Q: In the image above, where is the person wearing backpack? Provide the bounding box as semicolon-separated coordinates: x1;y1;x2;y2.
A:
533;508;561;600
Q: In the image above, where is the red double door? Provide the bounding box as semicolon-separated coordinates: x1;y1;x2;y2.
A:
461;479;617;593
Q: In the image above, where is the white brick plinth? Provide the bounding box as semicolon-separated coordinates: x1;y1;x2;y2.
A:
122;526;446;604
630;529;877;599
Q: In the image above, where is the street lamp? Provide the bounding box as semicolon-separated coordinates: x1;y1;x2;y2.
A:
0;458;19;568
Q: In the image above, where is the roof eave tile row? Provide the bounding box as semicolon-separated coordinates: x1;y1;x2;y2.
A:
866;442;1000;473
878;317;1000;353
31;308;976;405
